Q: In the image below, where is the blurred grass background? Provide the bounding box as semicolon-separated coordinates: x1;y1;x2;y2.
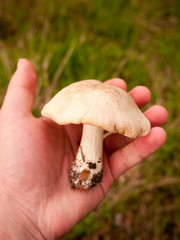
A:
0;0;180;239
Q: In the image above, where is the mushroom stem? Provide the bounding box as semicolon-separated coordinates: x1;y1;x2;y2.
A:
70;124;104;189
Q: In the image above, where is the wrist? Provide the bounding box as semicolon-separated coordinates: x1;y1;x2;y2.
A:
0;192;46;240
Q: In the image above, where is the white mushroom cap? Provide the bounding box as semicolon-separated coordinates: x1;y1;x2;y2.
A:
41;80;150;138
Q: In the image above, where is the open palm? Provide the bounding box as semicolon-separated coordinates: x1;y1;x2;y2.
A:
0;59;168;239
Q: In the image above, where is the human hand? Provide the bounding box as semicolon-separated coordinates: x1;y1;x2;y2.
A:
0;59;168;239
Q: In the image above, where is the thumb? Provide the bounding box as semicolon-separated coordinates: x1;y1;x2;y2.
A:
2;58;37;115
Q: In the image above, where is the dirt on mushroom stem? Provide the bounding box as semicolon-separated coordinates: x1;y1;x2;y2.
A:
70;168;103;190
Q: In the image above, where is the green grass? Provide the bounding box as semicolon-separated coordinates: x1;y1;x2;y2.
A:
0;0;180;239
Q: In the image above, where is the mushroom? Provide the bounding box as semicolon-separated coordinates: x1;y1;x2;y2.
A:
41;80;151;189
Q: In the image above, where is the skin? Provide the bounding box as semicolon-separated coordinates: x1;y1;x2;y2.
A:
0;59;168;239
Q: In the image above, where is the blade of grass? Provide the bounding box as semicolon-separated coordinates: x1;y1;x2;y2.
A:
45;40;76;101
